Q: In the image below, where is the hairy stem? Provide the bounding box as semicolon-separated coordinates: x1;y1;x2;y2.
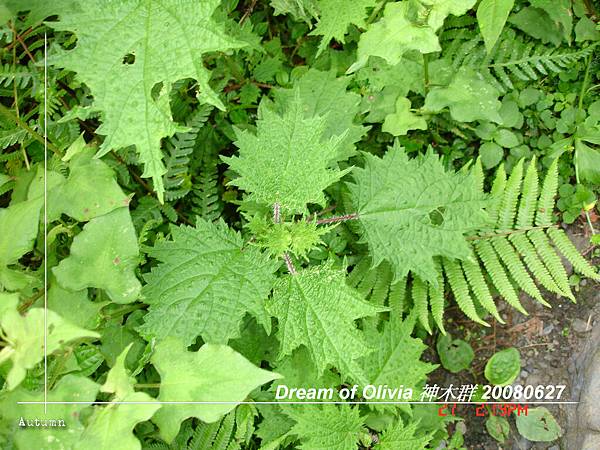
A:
273;202;281;224
316;213;359;225
283;252;297;275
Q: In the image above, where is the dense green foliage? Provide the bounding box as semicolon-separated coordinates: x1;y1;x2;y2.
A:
0;0;599;448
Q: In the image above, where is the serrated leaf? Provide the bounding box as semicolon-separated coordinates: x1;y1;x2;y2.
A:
424;68;502;123
53;207;141;303
361;314;436;406
309;0;377;56
0;375;100;450
0;292;99;390
151;337;281;443
382;97;427;136
273;69;369;161
477;0;514;53
138;219;278;345
224;93;350;214
266;265;385;384
284;404;366;450
376;419;432;450
347;145;488;286
48;0;244;201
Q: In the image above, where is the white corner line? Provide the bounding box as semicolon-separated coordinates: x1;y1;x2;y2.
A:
43;31;48;415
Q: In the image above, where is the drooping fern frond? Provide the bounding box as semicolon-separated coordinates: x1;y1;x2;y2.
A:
439;157;599;327
444;29;599;92
163;105;213;202
0;63;35;89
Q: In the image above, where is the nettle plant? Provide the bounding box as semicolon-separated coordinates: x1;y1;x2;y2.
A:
1;0;599;449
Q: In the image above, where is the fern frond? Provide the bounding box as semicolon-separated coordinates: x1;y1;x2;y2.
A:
535;158;559;226
442;258;487;326
497;159;523;229
188;421;221;450
212;413;235;450
388;276;407;317
548;228;600;280
461;259;502;322
0;63;34;88
527;229;573;299
0;128;28;150
163;105;212;201
474;240;527;314
191;157;222;222
516;157;538;228
412;276;431;333
429;259;446;334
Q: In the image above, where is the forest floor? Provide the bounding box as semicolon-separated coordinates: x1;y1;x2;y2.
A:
426;222;600;449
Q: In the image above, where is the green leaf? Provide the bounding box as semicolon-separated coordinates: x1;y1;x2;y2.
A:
273;69;369;161
484;347;520;385
575;16;600;42
0;292;99;390
480;142;504;169
436;333;474;373
515;407;562;442
382;97;427;136
486;415;510;443
138;219;277;345
53;208;141;303
508;7;563;46
376;419;432;450
0;375;100;450
493;129;520;148
348;2;440;73
266;265;384;383
151;337;281;443
424;68;502;123
348;145;488;286
47;280;106;330
79;346;160;450
223;92;350;214
530;0;573;43
48;147;131;222
477;0;514;53
49;0;244;201
361;314;437;406
284;404;366;450
575;139;600;184
309;0;377;56
270;0;318;23
0;195;42;266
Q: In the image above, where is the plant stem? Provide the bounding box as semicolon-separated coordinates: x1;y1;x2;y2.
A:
423;53;430;96
273;202;281;223
283;252;297;275
366;0;388;25
0;103;61;156
316;213;359;225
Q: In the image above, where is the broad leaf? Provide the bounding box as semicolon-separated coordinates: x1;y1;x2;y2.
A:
53;208;141;303
224;93;350;214
151;337;281;443
49;0;244;201
284;404;366;450
0;195;42;266
309;0;377;56
477;0;514;53
0;292;99;390
0;375;100;449
347;145;488;286
424;68;502;123
138;219;278;345
79;346;160;450
266;265;385;383
382;97;427;136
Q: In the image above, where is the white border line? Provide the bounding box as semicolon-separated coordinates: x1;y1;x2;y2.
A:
43;31;48;415
18;401;579;405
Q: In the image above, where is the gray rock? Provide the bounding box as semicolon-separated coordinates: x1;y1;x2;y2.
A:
573;318;592;333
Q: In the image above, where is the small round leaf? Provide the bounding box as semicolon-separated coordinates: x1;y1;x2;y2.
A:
436;334;474;373
486;415;510;443
484;347;521;385
515;407;562;442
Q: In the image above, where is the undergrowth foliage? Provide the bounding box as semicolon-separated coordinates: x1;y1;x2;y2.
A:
0;0;599;449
